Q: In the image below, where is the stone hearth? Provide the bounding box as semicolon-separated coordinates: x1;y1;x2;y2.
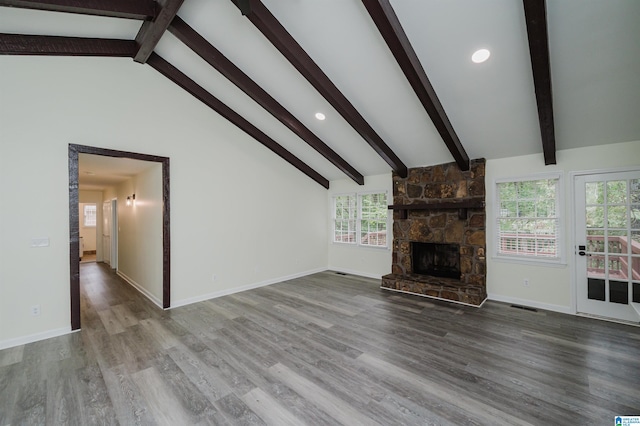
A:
381;159;487;306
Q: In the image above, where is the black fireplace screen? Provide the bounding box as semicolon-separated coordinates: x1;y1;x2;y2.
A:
412;242;461;279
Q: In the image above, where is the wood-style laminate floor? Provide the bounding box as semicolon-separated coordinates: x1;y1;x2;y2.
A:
1;263;639;425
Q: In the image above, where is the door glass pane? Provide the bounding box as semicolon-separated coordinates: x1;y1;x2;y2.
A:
634;283;640;303
586;206;604;228
631;205;640;229
632;256;640;281
587;230;605;253
630;179;640;203
607;180;627;204
588;254;605;276
586;182;604;205
607;231;628;254
588;278;605;301
609;280;628;304
607;206;627;228
609;255;627;279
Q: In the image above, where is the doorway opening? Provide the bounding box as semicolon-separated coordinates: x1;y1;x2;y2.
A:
69;144;171;330
79;202;98;263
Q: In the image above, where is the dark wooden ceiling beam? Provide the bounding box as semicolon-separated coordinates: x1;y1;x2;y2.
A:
134;0;184;64
0;0;156;20
361;0;470;171
168;17;363;185
231;0;408;178
523;0;556;165
0;33;137;56
147;53;330;189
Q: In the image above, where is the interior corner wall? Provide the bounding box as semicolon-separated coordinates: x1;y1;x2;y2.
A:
0;56;328;348
116;166;163;305
327;173;393;279
485;139;640;313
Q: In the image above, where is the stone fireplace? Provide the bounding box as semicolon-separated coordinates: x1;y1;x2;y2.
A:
381;159;487;306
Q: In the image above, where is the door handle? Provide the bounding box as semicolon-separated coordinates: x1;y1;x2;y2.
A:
578;245;587;256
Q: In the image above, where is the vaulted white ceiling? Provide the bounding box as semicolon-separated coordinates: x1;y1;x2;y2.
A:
2;0;639;184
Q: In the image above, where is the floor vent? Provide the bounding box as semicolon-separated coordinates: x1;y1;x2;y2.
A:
510;304;538;312
335;272;347;276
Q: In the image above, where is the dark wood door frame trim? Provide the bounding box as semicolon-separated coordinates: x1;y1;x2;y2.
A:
69;144;171;330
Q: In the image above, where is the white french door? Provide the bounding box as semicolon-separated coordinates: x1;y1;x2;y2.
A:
575;170;640;323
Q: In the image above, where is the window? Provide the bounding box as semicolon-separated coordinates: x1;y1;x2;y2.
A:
496;176;561;261
333;192;388;247
334;195;356;243
84;204;97;227
359;193;388;247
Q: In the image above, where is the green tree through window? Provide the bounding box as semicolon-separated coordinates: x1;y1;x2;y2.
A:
497;177;560;259
333;192;388;247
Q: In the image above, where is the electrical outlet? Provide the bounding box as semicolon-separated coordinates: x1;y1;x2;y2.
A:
31;305;41;316
523;278;530;287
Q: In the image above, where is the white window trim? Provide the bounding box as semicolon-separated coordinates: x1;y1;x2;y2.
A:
492;172;566;266
332;190;390;249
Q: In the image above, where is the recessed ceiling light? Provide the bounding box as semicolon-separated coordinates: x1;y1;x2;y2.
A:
315;112;326;121
471;48;491;64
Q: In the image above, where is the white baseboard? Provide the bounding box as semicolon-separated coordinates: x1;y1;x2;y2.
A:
0;326;73;350
380;286;487;308
171;267;327;309
117;270;163;308
487;293;572;314
329;267;384;280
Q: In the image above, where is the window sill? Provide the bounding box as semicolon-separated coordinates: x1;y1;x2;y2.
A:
331;242;390;251
492;255;567;268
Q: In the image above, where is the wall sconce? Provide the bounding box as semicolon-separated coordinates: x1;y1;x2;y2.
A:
126;193;135;206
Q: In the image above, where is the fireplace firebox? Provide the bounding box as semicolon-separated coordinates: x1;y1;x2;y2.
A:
412;242;461;279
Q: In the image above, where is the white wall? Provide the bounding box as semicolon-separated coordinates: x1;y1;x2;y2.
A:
116;165;163;305
486;140;640;313
327;173;393;279
0;56;328;348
